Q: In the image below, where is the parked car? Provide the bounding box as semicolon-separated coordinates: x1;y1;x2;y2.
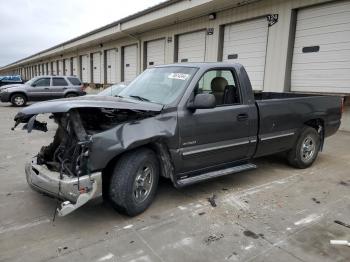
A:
0;75;85;106
14;63;342;217
97;82;128;96
0;75;23;87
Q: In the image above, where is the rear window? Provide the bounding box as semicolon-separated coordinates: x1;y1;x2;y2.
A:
68;77;81;86
52;77;68;86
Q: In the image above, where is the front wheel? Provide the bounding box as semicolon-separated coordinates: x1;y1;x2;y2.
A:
109;148;159;216
11;94;27;106
287;126;320;169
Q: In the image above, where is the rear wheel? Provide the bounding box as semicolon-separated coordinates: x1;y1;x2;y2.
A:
109;148;159;216
287;126;320;168
65;93;78;98
11;94;27;106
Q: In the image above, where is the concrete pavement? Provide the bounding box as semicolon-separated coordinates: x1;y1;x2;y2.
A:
0;103;349;262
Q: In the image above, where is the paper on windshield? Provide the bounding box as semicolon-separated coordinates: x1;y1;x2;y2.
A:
168;73;190;81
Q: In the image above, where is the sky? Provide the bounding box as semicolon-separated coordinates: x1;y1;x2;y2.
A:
0;0;165;67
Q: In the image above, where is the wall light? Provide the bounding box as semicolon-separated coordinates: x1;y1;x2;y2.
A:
208;13;216;20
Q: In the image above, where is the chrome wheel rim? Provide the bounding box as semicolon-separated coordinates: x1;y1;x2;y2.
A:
301;135;316;162
14;96;24;106
133;163;154;204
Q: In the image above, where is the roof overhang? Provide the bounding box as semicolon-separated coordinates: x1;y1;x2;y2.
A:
1;0;260;70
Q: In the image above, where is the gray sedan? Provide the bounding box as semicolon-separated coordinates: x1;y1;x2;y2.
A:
0;75;85;106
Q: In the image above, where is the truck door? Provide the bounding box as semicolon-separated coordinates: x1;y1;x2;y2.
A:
177;69;257;174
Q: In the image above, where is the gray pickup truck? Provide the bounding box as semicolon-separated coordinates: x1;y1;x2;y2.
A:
14;63;342;217
0;75;85;106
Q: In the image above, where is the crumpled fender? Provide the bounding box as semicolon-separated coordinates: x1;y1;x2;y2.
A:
89;113;177;171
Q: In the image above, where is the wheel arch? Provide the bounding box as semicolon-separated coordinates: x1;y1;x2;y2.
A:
303;118;325;151
101;141;176;199
64;91;79;97
10;92;28;101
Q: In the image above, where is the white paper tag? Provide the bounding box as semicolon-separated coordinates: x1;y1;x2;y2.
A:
168;73;190;81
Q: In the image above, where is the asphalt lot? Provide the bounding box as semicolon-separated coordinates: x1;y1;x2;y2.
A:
0;102;350;262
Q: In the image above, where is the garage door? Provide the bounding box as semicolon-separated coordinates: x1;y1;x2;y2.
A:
291;1;350;93
177;31;206;62
222;18;269;90
58;60;64;75
64;58;71;76
72;57;78;77
146;39;165;68
106;49;117;84
92;52;102;84
81;55;89;83
123;45;138;82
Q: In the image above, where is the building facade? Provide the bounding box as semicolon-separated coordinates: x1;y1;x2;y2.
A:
1;0;349;129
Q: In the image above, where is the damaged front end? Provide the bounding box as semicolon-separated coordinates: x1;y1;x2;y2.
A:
15;96;163;216
24;110;101;216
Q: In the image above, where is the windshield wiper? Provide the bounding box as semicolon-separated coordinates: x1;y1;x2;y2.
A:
128;95;150;102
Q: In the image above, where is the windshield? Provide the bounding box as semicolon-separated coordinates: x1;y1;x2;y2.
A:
98;83;128;96
119;66;197;105
25;77;39;85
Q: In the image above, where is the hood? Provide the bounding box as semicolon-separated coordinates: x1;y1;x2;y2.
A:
0;84;23;90
14;95;163;122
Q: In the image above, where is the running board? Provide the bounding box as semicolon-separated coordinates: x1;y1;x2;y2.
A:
176;163;257;187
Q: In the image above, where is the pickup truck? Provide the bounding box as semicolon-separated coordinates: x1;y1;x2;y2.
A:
13;63;342;217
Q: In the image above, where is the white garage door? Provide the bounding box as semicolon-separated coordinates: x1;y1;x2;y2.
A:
106;49;117;84
178;31;206;62
146;39;165;68
222;18;269;90
81;55;89;83
58;60;64;75
291;1;350;93
92;52;102;84
72;57;78;76
64;59;71;76
123;45;138;82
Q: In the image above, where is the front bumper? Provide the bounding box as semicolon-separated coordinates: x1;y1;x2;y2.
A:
25;157;102;216
0;92;10;102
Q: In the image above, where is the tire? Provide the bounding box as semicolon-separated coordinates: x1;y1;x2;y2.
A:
65;93;78;98
11;93;27;107
109;148;159;216
287;126;320;169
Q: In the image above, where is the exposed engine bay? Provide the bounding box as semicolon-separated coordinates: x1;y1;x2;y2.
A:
23;108;158;177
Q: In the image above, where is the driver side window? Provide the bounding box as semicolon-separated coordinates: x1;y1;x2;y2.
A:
33;78;50;87
196;70;240;106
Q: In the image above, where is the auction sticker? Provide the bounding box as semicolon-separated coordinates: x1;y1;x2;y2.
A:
168;73;190;81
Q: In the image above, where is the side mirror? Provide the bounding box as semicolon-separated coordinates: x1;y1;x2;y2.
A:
188;93;216;110
31;84;36;87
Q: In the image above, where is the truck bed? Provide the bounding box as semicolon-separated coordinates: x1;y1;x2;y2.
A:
253;92;342;158
254;92;318;100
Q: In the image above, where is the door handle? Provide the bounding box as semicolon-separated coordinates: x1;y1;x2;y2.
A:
62;87;68;90
44;88;49;90
237;113;248;121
